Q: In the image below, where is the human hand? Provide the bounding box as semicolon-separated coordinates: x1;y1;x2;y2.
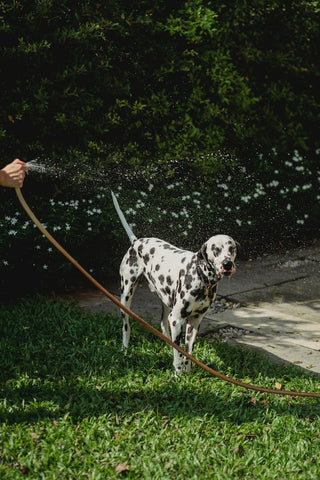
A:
0;159;28;188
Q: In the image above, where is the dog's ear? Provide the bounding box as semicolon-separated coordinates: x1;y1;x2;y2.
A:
197;244;208;263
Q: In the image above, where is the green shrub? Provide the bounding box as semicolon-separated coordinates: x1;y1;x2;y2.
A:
0;0;319;163
1;147;319;298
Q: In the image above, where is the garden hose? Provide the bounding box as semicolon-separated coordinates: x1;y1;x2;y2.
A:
15;187;320;399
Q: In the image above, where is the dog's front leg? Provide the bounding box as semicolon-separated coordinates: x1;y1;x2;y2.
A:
184;317;202;372
168;312;184;375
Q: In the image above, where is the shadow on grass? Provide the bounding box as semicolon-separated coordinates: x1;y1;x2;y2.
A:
1;296;320;426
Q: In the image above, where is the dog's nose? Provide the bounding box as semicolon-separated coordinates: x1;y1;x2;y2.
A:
222;260;233;271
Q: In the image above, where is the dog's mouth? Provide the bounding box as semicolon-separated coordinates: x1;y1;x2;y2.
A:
219;262;235;276
222;270;233;277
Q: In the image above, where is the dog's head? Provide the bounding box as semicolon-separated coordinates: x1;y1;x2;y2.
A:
198;235;237;278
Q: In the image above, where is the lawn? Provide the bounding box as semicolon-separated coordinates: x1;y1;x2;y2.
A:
1;296;320;479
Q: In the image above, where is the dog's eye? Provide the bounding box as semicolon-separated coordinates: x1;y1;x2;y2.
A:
229;246;235;255
212;246;222;257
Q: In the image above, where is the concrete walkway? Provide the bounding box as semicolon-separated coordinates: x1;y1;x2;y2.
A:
203;241;320;374
65;241;320;374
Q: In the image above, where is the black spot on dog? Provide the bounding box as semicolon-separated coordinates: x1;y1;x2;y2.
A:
212;246;222;257
165;286;171;295
190;288;206;302
174;332;182;345
158;274;164;285
185;274;193;290
143;254;150;265
127;248;138;266
181;257;186;263
150;247;155;254
180;290;185;299
181;301;191;318
130;276;136;283
155;264;160;271
166;276;173;286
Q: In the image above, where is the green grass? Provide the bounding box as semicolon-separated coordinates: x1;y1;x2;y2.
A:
1;296;320;479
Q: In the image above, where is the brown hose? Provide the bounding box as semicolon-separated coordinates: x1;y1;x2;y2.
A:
15;187;320;398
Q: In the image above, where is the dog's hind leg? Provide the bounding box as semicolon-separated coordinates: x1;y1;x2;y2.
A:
119;275;140;349
119;248;142;349
160;303;171;339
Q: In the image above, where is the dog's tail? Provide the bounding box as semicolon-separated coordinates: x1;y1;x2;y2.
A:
111;191;137;244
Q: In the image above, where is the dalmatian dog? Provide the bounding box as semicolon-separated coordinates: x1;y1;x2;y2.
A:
111;191;237;375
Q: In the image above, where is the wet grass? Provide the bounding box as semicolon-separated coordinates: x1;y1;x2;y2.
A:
1;296;320;479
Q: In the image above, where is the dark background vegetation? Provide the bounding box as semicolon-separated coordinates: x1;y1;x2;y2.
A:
0;0;319;296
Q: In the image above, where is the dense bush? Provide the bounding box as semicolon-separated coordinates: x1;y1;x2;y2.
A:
1;147;319;298
0;1;319;296
0;0;319;165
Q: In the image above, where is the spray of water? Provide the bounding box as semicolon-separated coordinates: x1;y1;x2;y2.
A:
25;159;48;174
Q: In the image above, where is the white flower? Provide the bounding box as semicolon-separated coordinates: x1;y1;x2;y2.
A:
3;260;9;266
236;219;242;226
43;264;48;269
286;204;292;211
10;218;18;225
8;230;17;236
267;180;279;188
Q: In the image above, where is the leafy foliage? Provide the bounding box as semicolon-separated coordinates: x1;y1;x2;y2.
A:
0;1;320;295
0;0;319;165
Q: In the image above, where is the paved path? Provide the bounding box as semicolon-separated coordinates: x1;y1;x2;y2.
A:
64;241;320;374
203;241;320;374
